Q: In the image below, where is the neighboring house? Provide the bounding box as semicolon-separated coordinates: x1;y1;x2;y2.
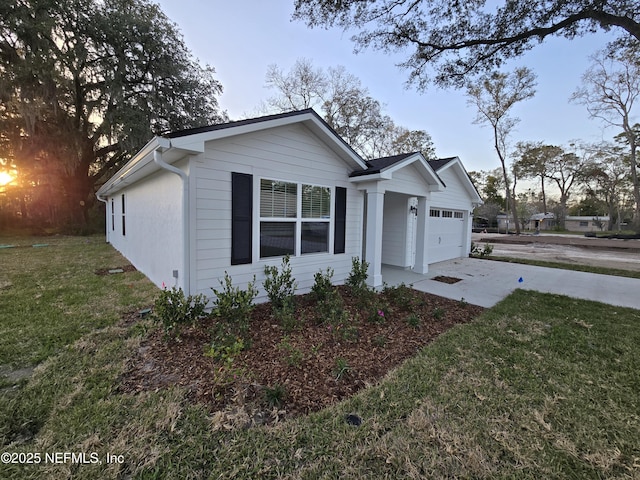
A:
564;215;609;232
528;213;556;231
96;109;482;301
498;213;610;233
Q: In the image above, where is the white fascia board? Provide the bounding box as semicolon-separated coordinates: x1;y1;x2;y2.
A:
96;136;200;198
349;172;392;184
96;137;162;197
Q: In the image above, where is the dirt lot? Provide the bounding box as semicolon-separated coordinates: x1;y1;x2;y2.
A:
473;233;640;272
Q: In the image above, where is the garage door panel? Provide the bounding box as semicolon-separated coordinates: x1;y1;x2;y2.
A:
427;212;465;263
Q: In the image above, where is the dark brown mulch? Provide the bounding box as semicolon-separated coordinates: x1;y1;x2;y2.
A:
119;286;483;423
432;275;462;284
94;265;137;276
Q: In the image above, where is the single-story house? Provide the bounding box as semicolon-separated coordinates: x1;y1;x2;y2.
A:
528;212;556;231
96;109;482;301
564;215;609;232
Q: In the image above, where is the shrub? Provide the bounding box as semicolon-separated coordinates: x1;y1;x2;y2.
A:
263;255;297;317
211;272;258;336
153;286;207;339
470;242;493;257
345;256;369;292
383;282;414;309
311;267;334;302
205;336;245;366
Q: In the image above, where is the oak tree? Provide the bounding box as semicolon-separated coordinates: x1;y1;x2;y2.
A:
293;0;640;88
0;0;227;226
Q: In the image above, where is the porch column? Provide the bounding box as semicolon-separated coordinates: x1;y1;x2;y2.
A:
365;188;385;287
412;196;429;274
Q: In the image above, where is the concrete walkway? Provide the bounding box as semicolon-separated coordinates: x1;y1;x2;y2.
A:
382;259;640;310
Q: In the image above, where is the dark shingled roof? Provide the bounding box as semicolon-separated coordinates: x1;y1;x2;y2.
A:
350;153;457;179
163;109;320;138
427;157;457;172
350;152;418;177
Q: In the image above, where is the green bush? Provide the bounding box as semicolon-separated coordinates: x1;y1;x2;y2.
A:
311;267;334;302
205;335;245;366
153;286;207;339
382;282;414;310
263;255;298;316
211;272;258;336
345;256;369;292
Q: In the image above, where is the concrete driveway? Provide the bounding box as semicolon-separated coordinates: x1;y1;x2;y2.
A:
382;259;640;310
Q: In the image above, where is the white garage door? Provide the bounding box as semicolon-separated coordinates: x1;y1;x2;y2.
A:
427;208;465;264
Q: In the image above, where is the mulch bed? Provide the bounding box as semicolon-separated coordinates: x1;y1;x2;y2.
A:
432;275;462;284
119;286;483;425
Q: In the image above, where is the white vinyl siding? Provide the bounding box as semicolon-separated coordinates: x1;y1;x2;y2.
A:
193;123;363;302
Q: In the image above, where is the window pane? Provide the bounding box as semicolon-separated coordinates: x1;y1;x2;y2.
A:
260;222;295;258
302;185;331;218
260;179;297;218
301;222;329;254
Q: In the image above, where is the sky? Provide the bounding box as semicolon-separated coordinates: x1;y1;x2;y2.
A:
155;0;623;174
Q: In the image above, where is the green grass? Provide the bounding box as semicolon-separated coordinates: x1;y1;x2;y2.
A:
0;235;157;368
1;236;639;479
487;255;640;279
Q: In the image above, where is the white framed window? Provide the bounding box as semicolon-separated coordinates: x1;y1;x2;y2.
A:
442;210;453;218
259;178;332;258
454;211;464;219
430;209;440;217
110;199;115;231
121;194;126;236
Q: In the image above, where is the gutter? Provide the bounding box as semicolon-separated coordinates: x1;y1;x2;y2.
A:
153;138;191;294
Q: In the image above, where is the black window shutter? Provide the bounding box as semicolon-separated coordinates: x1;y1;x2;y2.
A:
334;187;346;254
231;173;253;265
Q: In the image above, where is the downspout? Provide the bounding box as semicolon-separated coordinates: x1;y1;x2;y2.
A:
96;192;108;243
154;142;190;294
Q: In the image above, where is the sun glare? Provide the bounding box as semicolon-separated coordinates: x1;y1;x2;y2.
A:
0;171;15;186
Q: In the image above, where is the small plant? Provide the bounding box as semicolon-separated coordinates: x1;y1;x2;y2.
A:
471;242;493;257
459;297;468;308
368;307;386;324
346;256;369;292
153;285;207;339
211;272;258;336
205;336;245;366
279;308;302;333
383;282;414;310
311;267;334;302
432;307;445;320
372;335;387;347
334;357;351;380
406;313;421;328
279;336;304;367
263;255;297;313
264;383;287;407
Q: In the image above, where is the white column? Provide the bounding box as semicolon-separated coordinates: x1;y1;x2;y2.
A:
365;188;385;288
412;196;429;274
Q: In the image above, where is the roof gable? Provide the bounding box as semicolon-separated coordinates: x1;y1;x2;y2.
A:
430;156;482;205
349;152;444;190
97;109;367;197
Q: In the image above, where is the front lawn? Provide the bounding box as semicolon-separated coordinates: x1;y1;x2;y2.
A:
1;236;638;479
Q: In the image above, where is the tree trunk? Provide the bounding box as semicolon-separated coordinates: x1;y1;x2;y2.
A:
495;127;520;234
629;138;640;232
